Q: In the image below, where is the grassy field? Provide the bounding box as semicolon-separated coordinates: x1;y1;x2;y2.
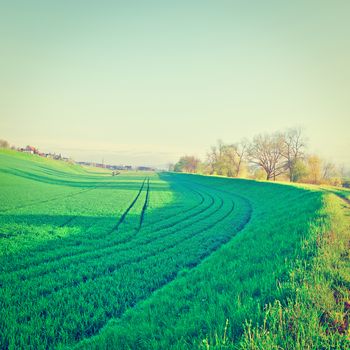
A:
0;150;349;349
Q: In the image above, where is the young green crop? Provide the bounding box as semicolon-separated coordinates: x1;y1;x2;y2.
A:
0;151;249;349
0;150;348;349
75;175;329;350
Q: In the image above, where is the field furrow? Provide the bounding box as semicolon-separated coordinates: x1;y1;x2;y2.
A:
138;178;150;230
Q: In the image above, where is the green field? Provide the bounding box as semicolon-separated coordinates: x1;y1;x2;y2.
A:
0;150;349;349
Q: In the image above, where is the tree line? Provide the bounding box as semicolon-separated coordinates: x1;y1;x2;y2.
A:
171;128;349;187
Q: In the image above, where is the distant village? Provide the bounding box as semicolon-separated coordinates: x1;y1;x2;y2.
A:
16;144;155;171
76;161;154;172
19;145;72;162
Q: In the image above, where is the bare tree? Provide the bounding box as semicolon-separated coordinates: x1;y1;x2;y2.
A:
206;146;218;175
235;139;249;176
221;144;238;177
306;155;322;184
248;133;285;181
282;128;306;182
323;162;334;180
206;140;226;175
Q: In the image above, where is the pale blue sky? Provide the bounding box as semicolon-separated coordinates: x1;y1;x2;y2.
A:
1;1;349;167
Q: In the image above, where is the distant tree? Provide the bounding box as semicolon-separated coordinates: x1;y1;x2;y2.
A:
248;132;285;180
322;162;337;180
174;156;201;173
339;165;350;188
195;161;207;174
322;161;342;186
252;167;267;180
282;128;306;182
222;144;238;177
0;139;10;149
201;162;214;175
172;128;342;186
206;140;248;177
306;155;322;184
206;140;225;175
292;159;308;182
206;150;215;175
235;139;249;176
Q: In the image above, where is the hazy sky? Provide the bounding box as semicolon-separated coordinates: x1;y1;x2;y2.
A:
1;1;349;167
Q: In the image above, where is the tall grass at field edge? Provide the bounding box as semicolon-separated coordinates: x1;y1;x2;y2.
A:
237;193;350;349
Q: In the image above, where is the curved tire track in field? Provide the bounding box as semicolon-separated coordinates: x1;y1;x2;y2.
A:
14;186;251;300
138;178;150;231
1;178;164;240
1;179;211;275
34;190;252;340
0;178;146;272
68;188;253;342
2;178;254;348
2;180;205;274
27;192;229;298
4;184;219;281
77;178;207;242
113;177;147;232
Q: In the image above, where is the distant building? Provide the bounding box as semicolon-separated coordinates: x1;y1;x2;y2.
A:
76;161;91;166
137;166;155;171
20;145;38;154
76;161;133;170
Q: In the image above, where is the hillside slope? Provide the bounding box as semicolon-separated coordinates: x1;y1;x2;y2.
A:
76;177;350;349
0;151;348;349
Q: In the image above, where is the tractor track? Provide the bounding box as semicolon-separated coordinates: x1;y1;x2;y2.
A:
1;180;212;275
12;184;251;301
66;179;206;244
113;177;147;232
20;189;251;334
1;175;254;348
3;185;219;281
68;189;253;341
138;178;150;231
25;193;234;298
